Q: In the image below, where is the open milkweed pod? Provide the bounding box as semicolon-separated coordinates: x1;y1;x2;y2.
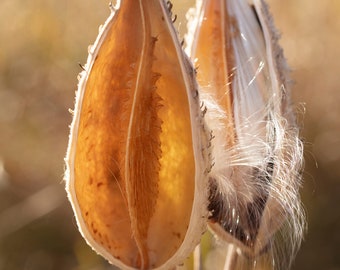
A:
186;0;305;268
64;1;212;269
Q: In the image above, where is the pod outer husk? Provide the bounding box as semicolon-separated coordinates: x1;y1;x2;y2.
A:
65;1;211;269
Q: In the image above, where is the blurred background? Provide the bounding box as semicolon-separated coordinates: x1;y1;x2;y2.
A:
0;0;339;269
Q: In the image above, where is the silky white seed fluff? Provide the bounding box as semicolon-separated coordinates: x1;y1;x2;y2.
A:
185;0;305;269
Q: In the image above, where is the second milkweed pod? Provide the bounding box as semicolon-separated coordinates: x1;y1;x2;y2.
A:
186;0;305;268
64;0;211;269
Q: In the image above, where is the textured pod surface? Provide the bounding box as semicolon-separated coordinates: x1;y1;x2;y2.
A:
186;0;304;268
65;0;210;269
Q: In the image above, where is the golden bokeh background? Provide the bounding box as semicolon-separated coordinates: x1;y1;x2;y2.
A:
0;0;339;269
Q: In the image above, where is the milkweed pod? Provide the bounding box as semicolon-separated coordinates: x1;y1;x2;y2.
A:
64;0;211;269
186;0;305;268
